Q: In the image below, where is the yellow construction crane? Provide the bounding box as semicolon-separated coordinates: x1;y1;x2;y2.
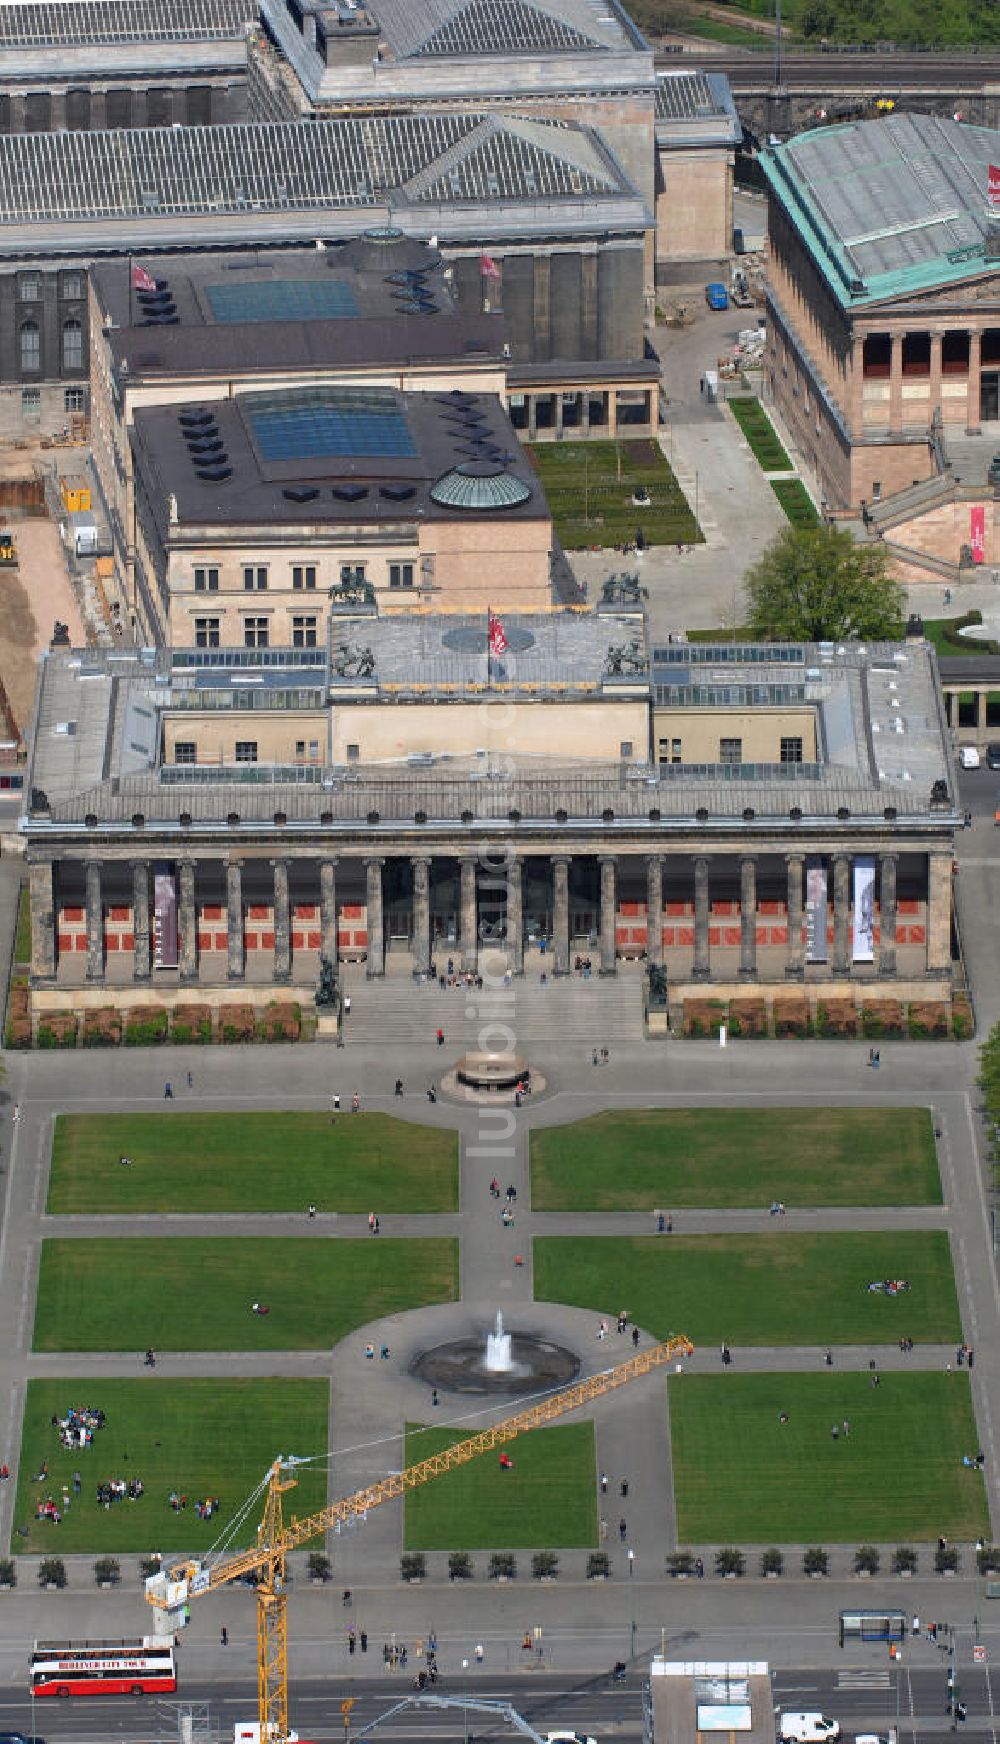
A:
145;1334;694;1744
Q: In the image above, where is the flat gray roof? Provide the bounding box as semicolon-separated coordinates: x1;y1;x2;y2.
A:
654;69;740;149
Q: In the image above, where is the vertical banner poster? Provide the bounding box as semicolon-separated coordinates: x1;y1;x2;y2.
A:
153;862;178;969
805;857;828;962
971;504;986;565
852;855;875;963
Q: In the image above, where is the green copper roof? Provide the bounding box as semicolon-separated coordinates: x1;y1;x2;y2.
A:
761;112;1000;310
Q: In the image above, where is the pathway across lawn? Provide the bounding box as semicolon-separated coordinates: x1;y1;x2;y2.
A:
47;1112;458;1215
403;1421;597;1551
669;1370;988;1543
14;1377;329;1553
33;1237;459;1351
531;1107;941;1211
534;1232;961;1345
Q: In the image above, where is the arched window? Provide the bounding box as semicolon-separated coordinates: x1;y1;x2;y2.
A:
19;321;40;372
62;318;83;372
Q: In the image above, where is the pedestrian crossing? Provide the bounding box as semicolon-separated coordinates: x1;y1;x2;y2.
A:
837;1669;892;1690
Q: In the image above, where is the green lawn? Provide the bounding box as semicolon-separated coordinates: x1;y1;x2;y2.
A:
531;1108;941;1211
527;439;701;550
670;1371;988;1542
13;882;30;965
403;1422;597;1550
47;1112;458;1215
13;1377;328;1553
33;1238;459;1351
729;397;792;472
771;477;819;527
534;1232;960;1345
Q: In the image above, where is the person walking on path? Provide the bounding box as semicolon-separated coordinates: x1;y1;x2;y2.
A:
221;1626;228;1647
164;1082;173;1099
307;1204;316;1220
618;1517;627;1542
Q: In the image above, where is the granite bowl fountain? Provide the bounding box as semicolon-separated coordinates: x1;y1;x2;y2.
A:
410;1310;579;1396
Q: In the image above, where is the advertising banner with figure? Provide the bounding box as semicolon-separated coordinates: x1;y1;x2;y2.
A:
971;504;986;565
805;858;827;962
153;862;178;969
853;855;875;962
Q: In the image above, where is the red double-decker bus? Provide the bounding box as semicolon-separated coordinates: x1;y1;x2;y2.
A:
30;1636;177;1697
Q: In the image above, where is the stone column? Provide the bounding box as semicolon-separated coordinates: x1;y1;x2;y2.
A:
507;857;524;976
929;331;943;417
85;859;103;982
878;852;898;979
739;855;757;979
365;857;385;979
132;860;150;982
178;858;197;983
832;853;851;976
977;690;988;731
412;856;432;979
320;859;338;969
226;860;244;982
552;855;570;976
28;860;57;981
272;859;290;984
926;851;953;976
693;855;710;979
460;856;477;972
599;856;617;976
968;330;982;435
785;854;804;980
889;332;904;433
646;855;664;966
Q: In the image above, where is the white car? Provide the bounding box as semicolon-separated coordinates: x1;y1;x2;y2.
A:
543;1734;597;1744
958;746;981;769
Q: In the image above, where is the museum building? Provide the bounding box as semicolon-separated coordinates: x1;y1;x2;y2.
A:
21;621;960;1030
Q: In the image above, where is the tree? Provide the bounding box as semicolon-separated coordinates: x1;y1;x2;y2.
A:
745;525;905;642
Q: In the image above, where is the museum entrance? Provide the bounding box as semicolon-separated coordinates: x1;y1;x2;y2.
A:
981;372;1000;423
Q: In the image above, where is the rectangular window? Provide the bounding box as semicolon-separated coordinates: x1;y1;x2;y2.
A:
292;614;317;649
18;276;39;302
194;616;220;648
719;737;743;765
235;741;258;763
389;562;414;589
780;736;804;764
619;740;633;759
292;564;316;591
346;742;360;761
672;737;682;764
872;481;882;502
61;273;83;300
243;616;269;649
174;741;197;765
295;740;306;759
309;739;319;760
340;562;366;585
194;566;219;593
242;564;268;591
63;387;85;413
21;388;40;414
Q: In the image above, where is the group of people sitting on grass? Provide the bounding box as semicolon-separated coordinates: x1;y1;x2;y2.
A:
169;1491;221;1519
51;1405;106;1449
866;1279;910;1295
97;1477;144;1507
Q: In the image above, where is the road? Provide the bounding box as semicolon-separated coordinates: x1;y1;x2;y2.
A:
4;1665;1000;1744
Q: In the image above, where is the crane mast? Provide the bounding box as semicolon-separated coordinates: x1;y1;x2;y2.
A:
145;1334;694;1743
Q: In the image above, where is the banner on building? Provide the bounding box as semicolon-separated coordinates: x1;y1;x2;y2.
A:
971;504;986;564
853;855;876;962
153;862;178;970
805;857;828;962
990;164;1000;204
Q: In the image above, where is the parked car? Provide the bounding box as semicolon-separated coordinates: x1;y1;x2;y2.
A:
779;1717;841;1744
987;743;1000;770
958;746;981;768
705;281;729;310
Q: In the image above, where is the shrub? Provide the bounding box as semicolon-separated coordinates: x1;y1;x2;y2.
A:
308;1552;331;1583
399;1553;425;1582
94;1556;120;1585
448;1552;473;1581
0;1556;15;1586
862;1000;905;1040
684;998;726;1039
4;1015;32;1049
715;1547;745;1577
977;1546;1000;1576
37;1013;77;1049
815;1002;858;1039
908;1002;950;1040
256;1002;302;1043
171;1004;213;1045
489;1553;517;1580
531;1551;559;1580
892;1546;918;1576
219;1003;255;1044
953;997;974;1041
729;998;768;1039
935;1544;960;1574
139;1555;162;1580
81;1008;122;1047
803;1547;828;1576
854;1544;880;1576
39;1557;67;1588
759;1548;783;1577
587;1552;610;1579
668;1552;694;1577
124;1008;168;1047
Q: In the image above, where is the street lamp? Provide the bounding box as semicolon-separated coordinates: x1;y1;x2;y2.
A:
627;1547;636;1659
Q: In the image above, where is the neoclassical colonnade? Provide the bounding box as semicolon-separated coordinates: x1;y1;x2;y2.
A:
28;843;953;987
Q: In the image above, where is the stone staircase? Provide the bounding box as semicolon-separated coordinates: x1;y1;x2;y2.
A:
339;960;646;1048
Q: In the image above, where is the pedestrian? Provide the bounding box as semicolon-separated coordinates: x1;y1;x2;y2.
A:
307;1204;316;1220
380;1344;390;1360
73;1469;81;1495
352;1091;360;1113
119;1154;130;1167
221;1626;229;1647
632;1326;640;1349
144;1347;156;1368
368;1211;376;1232
592;1049;599;1066
343;1589;352;1607
374;1215;380;1235
600;1472;608;1493
842;1419;850;1438
431;1389;439;1408
164;1082;173;1099
475;1643;484;1664
969;1347;975;1368
11;1105;20;1123
600;1516;608;1541
618;1517;627;1542
620;1479;629;1498
666;1216;673;1234
436;1028;445;1047
394;1078;404;1097
825;1349;833;1366
957;1346;965;1367
657;1212;666;1233
360;1630;368;1653
349;1631;356;1656
871;1372;880;1387
331;1093;341;1115
186;1071;193;1089
831;1424;839;1441
912;1614;920;1637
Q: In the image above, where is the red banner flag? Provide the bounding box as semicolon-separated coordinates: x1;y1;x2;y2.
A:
971;504;986;564
488;609;508;657
131;263;157;292
479;251;501;278
990;165;1000;203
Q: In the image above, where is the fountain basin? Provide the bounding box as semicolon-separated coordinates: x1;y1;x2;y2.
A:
455;1052;528;1092
411;1331;580;1396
